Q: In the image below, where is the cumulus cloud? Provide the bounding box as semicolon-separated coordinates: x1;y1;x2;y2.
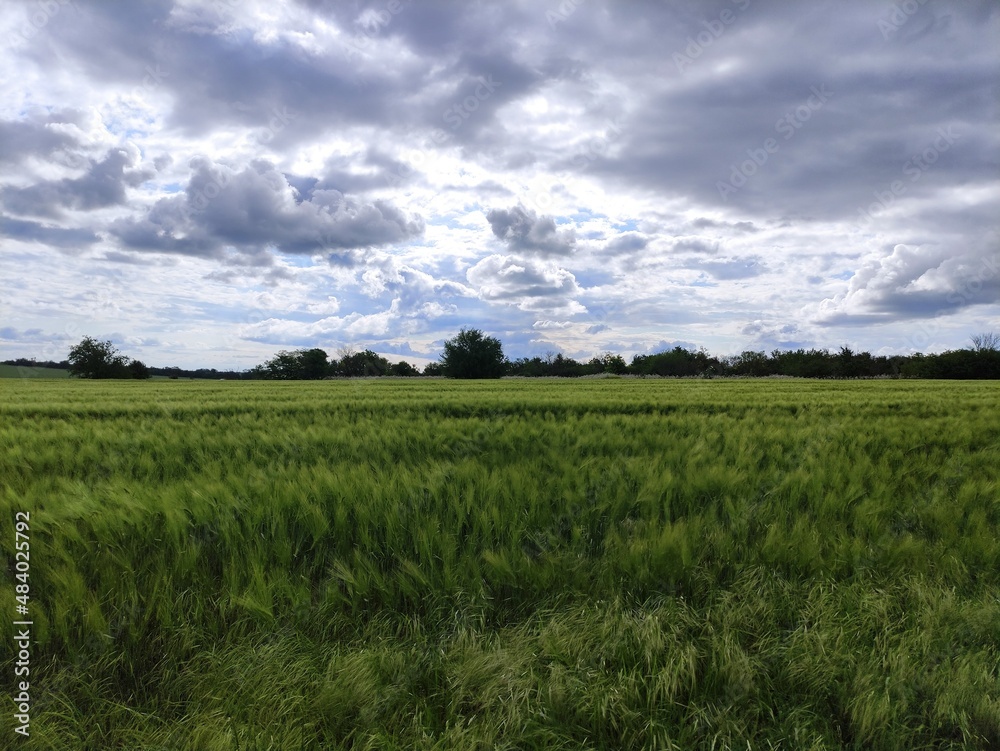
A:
814;243;1000;324
1;147;153;218
0;114;81;166
741;321;813;350
109;158;423;262
673;238;720;255
486;205;577;256
467;253;584;314
0;215;99;247
604;232;649;253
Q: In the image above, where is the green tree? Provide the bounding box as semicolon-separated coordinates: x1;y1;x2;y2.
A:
336;349;390;377
726;350;772;377
600;353;628;374
441;328;507;379
297;348;331;379
388;361;420;376
256;348;330;379
68;336;130;379
128;360;151;379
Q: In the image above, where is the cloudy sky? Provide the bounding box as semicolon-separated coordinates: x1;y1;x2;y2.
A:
1;0;997;370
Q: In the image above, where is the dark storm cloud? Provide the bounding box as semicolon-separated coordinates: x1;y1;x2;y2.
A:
1;148;152;218
109;158;422;261
486;205;576;256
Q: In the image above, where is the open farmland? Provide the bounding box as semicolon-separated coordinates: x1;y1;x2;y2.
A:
1;378;998;750
0;365;69;380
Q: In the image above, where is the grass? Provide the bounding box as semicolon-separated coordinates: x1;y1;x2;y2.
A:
0;364;70;379
1;378;998;749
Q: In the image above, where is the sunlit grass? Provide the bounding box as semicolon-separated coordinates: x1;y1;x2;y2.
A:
1;378;998;749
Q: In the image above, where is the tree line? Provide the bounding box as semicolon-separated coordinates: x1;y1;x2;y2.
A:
9;330;998;380
247;347;426;379
245;329;1000;380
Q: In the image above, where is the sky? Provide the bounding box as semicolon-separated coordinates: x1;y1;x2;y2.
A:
1;0;998;370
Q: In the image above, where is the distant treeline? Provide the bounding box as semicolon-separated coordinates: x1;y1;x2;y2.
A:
1;357;242;380
2;358;71;371
149;366;245;380
246;343;1000;380
246;349;426;379
8;336;1000;381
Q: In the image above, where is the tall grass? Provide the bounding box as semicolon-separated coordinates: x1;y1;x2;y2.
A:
1;378;998;749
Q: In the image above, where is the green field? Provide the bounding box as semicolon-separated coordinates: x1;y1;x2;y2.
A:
0;364;70;379
1;379;998;750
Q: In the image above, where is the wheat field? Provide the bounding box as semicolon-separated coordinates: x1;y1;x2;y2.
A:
1;378;998;749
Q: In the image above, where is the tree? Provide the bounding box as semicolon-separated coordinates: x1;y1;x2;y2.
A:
68;337;130;379
970;332;1000;352
441;328;507;379
297;348;331;379
388;361;420;376
600;353;628;375
128;360;151;379
335;349;390;377
725;350;773;377
255;348;330;379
